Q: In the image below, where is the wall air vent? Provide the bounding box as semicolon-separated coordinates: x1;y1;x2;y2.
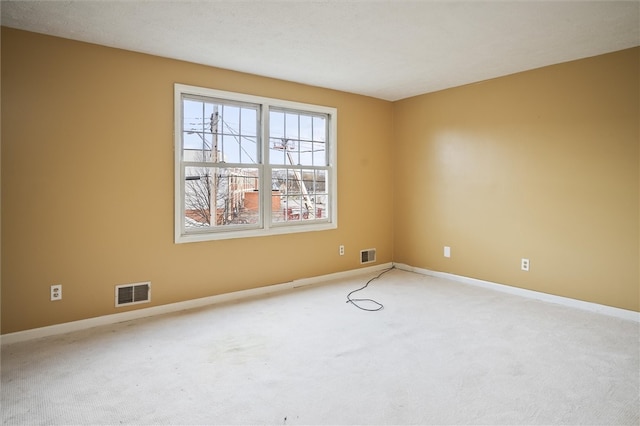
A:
360;248;376;264
115;282;151;307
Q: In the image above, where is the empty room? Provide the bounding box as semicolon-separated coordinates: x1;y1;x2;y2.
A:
1;1;638;425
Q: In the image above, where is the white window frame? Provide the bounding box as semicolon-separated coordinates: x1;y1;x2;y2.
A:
174;83;338;243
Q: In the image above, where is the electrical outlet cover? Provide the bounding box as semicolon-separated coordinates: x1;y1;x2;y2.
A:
51;284;62;301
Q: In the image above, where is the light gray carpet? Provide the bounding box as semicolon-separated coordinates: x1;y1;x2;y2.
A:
2;269;639;425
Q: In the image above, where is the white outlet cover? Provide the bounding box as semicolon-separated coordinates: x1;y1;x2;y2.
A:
444;246;451;258
51;285;62;301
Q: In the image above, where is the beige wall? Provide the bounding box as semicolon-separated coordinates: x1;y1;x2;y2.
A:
393;47;639;311
1;28;394;333
2;28;638;335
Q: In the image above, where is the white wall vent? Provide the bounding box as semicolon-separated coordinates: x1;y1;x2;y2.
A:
360;248;376;264
115;282;151;307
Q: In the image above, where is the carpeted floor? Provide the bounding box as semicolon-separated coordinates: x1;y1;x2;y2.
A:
2;268;639;425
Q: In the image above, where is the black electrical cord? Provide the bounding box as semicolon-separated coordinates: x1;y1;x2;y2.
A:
346;266;395;311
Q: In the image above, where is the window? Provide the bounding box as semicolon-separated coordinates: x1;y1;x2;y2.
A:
175;84;337;243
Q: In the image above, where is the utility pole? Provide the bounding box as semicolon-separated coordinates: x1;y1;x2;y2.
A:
210;108;219;225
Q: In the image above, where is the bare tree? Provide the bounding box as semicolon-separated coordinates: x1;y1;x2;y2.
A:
185;172;213;226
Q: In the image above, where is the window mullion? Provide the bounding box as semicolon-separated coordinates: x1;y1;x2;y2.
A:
262;103;272;230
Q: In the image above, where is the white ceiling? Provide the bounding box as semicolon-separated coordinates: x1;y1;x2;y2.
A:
2;0;638;101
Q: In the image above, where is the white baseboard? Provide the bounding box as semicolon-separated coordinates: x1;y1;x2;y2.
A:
1;262;393;345
394;263;640;323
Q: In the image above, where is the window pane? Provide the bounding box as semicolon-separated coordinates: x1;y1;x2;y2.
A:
299;115;312;141
285;112;299;139
183;132;204;151
203;103;217;134
222;105;240;135
184;166;260;229
241;108;257;136
289;141;301;166
299;141;314;166
313;116;326;142
269;138;287;165
221;134;239;163
313;141;327;166
271;168;325;223
239;137;258;164
270;111;284;139
183;99;204;133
